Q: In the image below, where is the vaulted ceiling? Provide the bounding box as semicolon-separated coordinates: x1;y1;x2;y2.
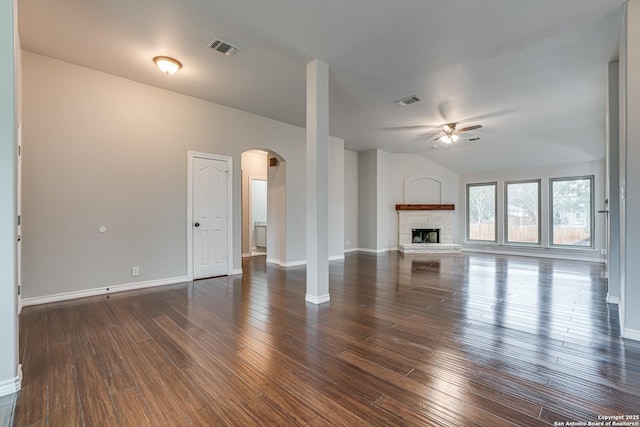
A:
18;0;625;173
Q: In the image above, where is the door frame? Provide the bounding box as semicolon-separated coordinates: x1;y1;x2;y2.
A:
187;151;233;280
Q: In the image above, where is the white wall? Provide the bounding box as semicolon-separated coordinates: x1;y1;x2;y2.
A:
404;178;441;204
328;139;345;259
459;161;606;262
21;51;345;299
0;0;19;396
267;158;286;265
377;150;392;249
344;149;358;251
357;150;377;249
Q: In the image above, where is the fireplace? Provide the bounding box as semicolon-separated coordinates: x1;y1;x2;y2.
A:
396;204;461;254
412;228;439;243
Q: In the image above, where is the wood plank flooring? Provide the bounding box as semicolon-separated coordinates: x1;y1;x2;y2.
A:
13;252;640;426
0;394;16;427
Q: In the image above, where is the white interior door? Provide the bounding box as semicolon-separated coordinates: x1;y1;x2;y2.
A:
193;157;229;279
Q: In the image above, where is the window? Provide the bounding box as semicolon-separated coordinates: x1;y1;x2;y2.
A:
466;176;596;250
467;183;497;242
505;180;540;245
550;176;593;247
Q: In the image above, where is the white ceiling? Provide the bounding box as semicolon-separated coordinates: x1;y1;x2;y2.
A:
18;0;625;173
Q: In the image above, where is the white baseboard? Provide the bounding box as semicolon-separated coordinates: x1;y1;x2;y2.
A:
461;246;605;263
607;294;620;304
244;252;267;258
622;327;640;342
22;276;190;307
266;256;344;267
266;258;306;267
281;260;307;267
0;365;22;397
344;248;359;253
305;294;330;305
356;247;398;254
230;268;243;276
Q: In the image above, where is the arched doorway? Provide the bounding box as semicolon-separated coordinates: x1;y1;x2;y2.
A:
241;149;286;264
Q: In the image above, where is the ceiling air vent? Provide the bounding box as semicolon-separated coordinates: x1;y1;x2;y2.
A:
395;95;421;106
208;38;239;56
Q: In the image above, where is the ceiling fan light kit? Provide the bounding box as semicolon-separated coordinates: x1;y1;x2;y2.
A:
440;134;459;144
428;121;482;145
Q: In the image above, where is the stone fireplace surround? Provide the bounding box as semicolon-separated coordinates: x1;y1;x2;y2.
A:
396;204;462;254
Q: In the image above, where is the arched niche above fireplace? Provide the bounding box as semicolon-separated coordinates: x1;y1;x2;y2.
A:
403;175;441;204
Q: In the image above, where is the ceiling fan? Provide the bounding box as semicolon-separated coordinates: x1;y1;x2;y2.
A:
420;122;482;144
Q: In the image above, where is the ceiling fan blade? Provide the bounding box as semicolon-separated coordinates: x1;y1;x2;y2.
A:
457;108;519;124
457;124;482;132
417;132;439;139
437;101;456;122
381;124;442;132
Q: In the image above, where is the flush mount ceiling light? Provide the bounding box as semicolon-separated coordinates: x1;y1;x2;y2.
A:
153;56;182;75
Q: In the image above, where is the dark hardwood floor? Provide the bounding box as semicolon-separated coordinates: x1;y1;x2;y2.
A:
0;394;16;426
14;252;640;426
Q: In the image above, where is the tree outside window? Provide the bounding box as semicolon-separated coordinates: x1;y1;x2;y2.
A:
551;177;593;247
467;183;496;242
506;180;540;244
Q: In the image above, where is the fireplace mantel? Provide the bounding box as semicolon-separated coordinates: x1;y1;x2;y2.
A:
395;204;455;211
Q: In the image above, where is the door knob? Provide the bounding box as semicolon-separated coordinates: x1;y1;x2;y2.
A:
194;222;200;227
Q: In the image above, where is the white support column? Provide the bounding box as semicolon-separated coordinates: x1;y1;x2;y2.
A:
0;0;20;397
305;60;330;304
621;0;640;340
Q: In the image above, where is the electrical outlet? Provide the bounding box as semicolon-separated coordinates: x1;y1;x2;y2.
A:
601;249;607;255
132;266;140;277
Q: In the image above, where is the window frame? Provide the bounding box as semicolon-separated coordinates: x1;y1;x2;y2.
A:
466;182;498;243
549;175;595;249
504;179;541;246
